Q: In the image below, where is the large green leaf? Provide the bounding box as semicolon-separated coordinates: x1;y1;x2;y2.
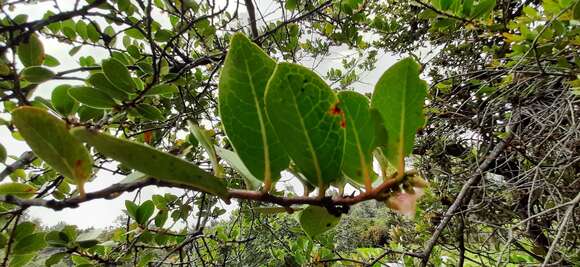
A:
265;63;345;189
68;86;117;109
101;58;136;93
17;33;44;67
87;72;130;100
0;183;36;199
11;107;93;195
12;233;47;254
51;84;78;116
370;58;427;173
20;66;54;83
337;91;376;188
70;127;229;199
218;33;289;186
298;205;340;239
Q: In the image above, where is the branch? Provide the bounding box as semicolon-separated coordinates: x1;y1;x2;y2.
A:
542;191;580;266
0;151;35;182
419;132;514;266
243;0;259;39
0;172;405;212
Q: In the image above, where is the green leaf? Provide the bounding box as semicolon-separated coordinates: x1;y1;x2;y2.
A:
101;58;136;93
218;33;289;185
70;127;229;199
286;0;299;10
298;205;340;239
13;222;35;241
144;84;178;97
574;0;580;20
17;33;45;67
0;143;6;163
20;66;54;83
125;200;139;220
87;72;130;100
76;229;101;248
462;0;474;16
154;210;168;227
51;85;78;116
136;200;155;225
440;0;453;10
188;122;223;177
154;29;173;42
471;0;496;19
68;86;117;109
9;254;35;267
370;58;427;173
75;20;88;40
13;233;47;254
11;107;93;194
45;252;66;267
86;23;100;43
0;183;36;199
77;105;104;122
215;146;262;190
337;91;376;188
264;62;345;189
43;55;60;67
134;103;164;121
45;231;69;247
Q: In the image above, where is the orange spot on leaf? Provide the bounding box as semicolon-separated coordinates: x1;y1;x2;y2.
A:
143;131;153;144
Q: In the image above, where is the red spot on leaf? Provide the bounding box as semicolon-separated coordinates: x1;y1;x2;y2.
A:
329;102;342;116
340;119;346;128
143;131;153;144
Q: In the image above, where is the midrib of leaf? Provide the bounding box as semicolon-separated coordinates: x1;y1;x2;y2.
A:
288;82;322;187
244;59;271;184
348;112;371;185
26;124;75;179
396;67;409;174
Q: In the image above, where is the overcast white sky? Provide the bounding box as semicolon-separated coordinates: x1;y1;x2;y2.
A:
0;0;418;229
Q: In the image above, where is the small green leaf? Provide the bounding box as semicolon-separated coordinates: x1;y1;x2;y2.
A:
218;33;289;186
371;58;427;173
9;254;35;267
0;143;6;163
68;86;117;109
75;20;88;40
136;200;155;225
298;205;340;239
134;103;164;121
154;210;168;227
11;107;93;195
70;127;229;199
144;84;178;97
265;62;345;189
86;23;100;43
471;0;496;19
215;146;262;190
20;66;54;83
51;85;78;116
43;55;60;67
101;58;136;93
45;252;66;267
188;122;223;177
76;229;101;248
154;29;173;42
17;33;45;67
87;72;130;100
13;233;47;254
77;105;104;122
0;183;36;199
440;0;453;10
574;0;580;20
286;0;299;10
125;200;139;220
337;91;376;187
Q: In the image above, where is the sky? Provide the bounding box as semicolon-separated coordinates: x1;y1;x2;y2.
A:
0;0;411;229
